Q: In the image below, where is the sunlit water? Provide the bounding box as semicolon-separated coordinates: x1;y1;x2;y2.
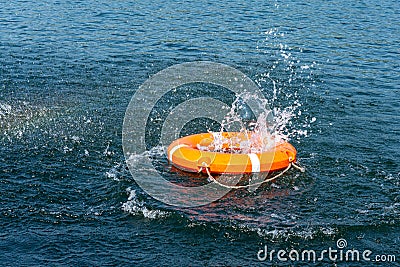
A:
1;0;399;266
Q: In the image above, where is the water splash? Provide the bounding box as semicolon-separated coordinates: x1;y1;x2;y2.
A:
256;27;318;142
196;29;317;154
126;145;166;169
184;89;270;154
198;87;312;154
122;188;170;219
105;162;125;181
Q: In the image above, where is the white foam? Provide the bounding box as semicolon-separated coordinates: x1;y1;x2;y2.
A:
122;188;169;219
254;225;338;240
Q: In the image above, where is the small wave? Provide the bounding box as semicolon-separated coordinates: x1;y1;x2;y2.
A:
185;218;340;242
125;145;167;175
122;188;170;219
254;226;339;240
126;145;166;162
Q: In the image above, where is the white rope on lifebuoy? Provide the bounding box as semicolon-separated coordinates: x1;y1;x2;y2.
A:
291;161;306;172
200;158;305;189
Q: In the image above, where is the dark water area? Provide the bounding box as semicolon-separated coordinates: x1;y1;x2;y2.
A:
1;0;399;266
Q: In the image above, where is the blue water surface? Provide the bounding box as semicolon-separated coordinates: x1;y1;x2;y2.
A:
1;0;399;266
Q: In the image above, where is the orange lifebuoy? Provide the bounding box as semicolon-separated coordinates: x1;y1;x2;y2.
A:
167;132;297;174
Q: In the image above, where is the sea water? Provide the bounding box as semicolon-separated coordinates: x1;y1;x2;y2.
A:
1;0;399;266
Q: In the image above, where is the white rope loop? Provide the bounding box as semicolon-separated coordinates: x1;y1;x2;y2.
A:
200;158;305;189
291;162;306;172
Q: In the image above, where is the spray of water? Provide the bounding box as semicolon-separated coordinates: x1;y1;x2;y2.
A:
198;28;317;154
199;88;304;154
198;92;274;154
